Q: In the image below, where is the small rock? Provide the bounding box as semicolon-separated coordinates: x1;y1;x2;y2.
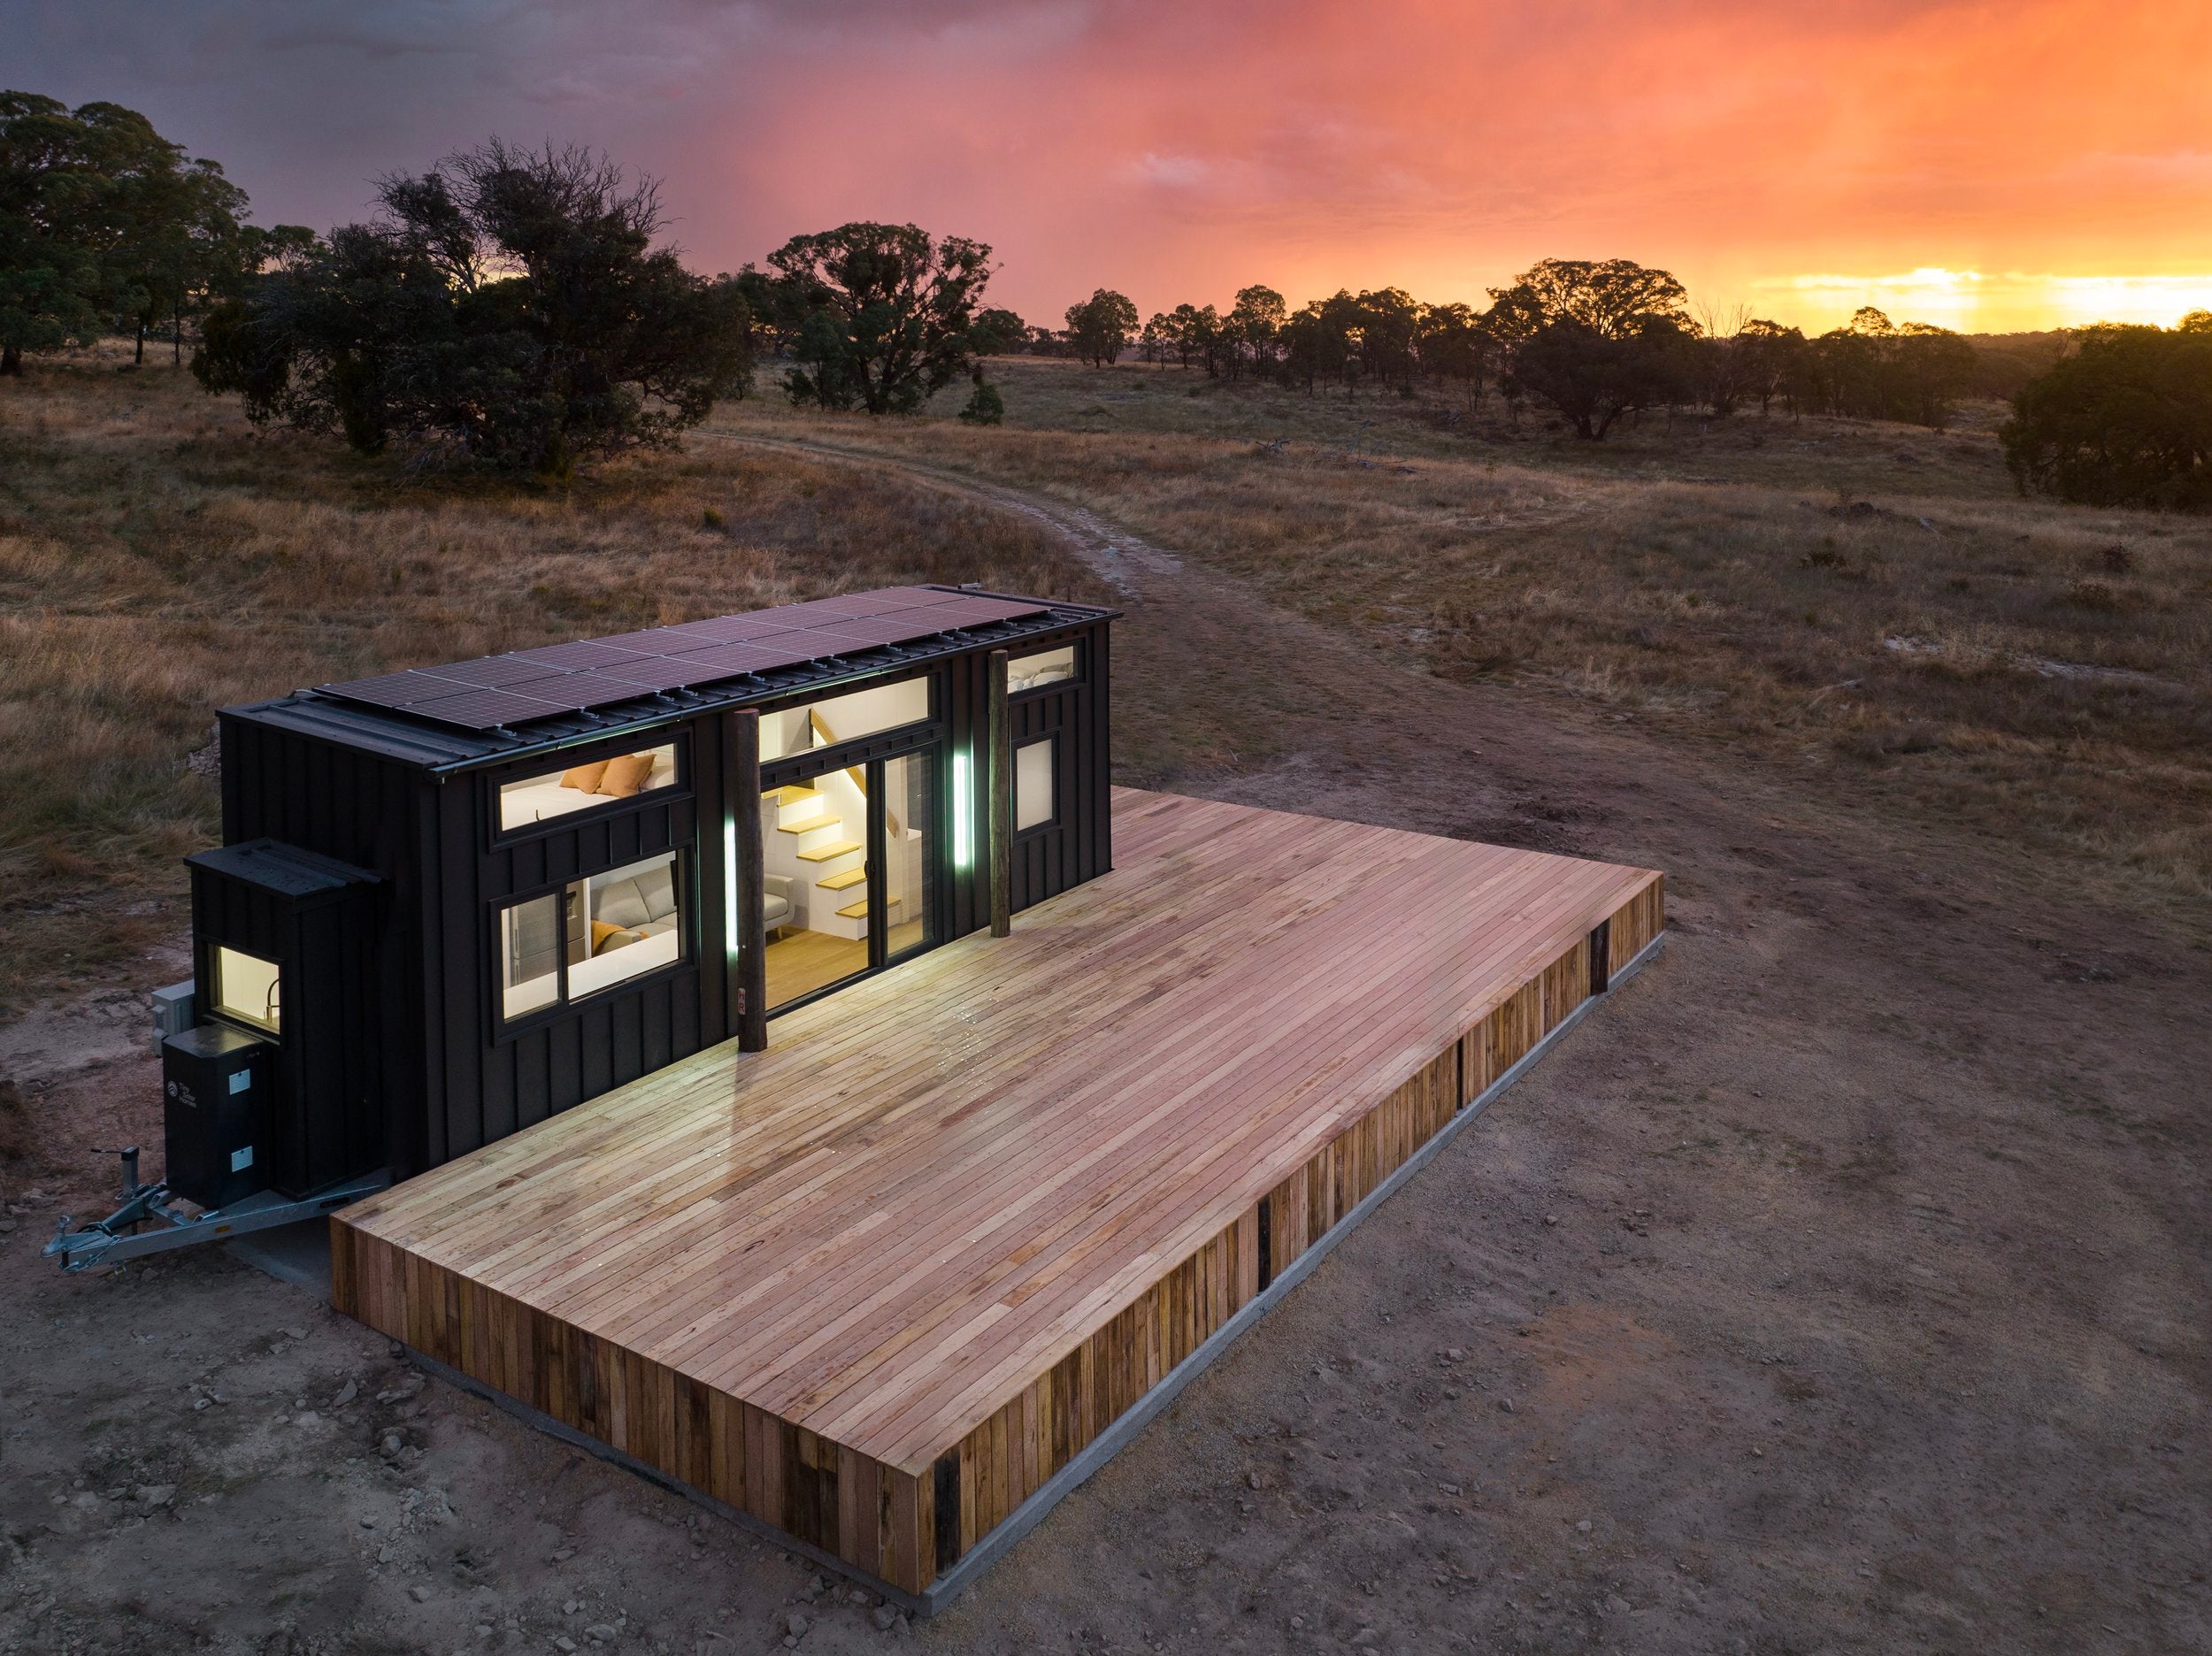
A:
1498;1399;1515;1414
1352;1630;1380;1648
1542;1215;1558;1226
333;1380;359;1407
553;1639;578;1654
871;1606;898;1631
296;1411;321;1427
551;1547;576;1562
1443;1347;1464;1362
284;1326;308;1340
1575;1519;1592;1534
586;1626;616;1643
1248;1472;1263;1490
360;1515;378;1529
410;1584;431;1603
1750;1445;1765;1459
786;1613;810;1637
1288;1615;1305;1630
134;1484;176;1507
193;1397;211;1412
0;1219;17;1234
380;1432;404;1458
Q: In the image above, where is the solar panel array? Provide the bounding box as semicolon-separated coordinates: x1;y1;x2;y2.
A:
317;586;1054;732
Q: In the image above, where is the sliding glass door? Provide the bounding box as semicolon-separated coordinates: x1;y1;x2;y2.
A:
758;740;939;1015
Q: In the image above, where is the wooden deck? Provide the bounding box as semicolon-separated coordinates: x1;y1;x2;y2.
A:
332;788;1663;1603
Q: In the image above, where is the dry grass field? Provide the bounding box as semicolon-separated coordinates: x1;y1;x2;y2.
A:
716;356;2212;910
0;350;1101;1017
3;346;2209;1656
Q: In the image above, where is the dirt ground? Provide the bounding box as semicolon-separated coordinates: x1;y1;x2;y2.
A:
3;450;2208;1656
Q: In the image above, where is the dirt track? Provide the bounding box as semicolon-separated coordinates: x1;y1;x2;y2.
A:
3;447;2207;1656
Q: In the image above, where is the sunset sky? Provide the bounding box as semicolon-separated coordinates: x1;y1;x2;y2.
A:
19;0;2212;334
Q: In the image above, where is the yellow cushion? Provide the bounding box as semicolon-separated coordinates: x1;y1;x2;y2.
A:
560;759;609;792
590;920;627;952
596;752;654;798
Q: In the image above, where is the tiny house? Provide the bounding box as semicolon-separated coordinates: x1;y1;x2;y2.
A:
179;586;1117;1193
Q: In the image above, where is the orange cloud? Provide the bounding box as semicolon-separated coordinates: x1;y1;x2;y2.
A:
21;0;2212;330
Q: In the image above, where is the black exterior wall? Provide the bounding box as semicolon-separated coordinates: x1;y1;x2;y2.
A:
202;610;1114;1186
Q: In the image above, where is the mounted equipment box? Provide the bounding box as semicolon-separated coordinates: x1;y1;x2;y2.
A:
162;1024;272;1210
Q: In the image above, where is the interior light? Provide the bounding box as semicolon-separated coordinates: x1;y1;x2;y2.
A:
952;750;973;870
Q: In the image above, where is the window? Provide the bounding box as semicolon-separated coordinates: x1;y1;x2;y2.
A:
758;677;930;763
1015;737;1056;832
1008;644;1076;694
212;946;281;1035
498;852;684;1023
497;742;677;832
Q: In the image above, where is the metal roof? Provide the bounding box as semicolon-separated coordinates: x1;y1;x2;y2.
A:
225;586;1115;773
315;586;1062;732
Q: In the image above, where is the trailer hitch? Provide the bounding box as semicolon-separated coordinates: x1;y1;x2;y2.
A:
43;1146;388;1273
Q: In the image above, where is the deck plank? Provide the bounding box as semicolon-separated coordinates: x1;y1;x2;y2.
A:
336;788;1662;1586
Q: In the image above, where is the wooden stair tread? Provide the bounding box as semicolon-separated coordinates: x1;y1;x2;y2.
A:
817;867;867;891
767;786;819;806
778;815;842;835
795;840;864;862
835;899;869;918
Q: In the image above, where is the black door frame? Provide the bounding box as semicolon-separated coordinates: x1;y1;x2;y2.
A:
756;726;946;1018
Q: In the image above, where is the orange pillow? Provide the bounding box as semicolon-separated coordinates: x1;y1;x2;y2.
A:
589;920;627;952
595;752;655;798
560;759;609;792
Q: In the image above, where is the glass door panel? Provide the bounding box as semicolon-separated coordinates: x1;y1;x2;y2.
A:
879;753;933;963
759;767;871;1011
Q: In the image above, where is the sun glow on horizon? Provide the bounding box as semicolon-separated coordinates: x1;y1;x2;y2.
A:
1753;268;2212;334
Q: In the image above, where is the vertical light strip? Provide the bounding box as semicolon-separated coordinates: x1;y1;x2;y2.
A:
723;816;739;958
952;749;973;870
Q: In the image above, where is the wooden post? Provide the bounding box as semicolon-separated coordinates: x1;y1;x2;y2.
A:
727;708;767;1053
988;648;1011;939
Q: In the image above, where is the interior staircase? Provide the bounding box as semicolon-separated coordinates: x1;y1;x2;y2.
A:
771;785;900;929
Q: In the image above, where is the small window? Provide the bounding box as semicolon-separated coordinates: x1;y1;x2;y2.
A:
497;852;684;1024
1015;737;1056;832
1008;644;1077;694
758;677;930;763
498;742;678;832
212;946;281;1035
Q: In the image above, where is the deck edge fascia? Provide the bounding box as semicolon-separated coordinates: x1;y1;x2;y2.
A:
397;927;1665;1618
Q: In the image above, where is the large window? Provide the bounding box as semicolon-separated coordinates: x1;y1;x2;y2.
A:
498;742;677;832
1008;644;1077;694
758;677;930;763
499;852;684;1023
212;946;281;1035
1015;737;1056;832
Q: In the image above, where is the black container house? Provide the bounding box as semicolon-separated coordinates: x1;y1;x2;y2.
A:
184;586;1117;1192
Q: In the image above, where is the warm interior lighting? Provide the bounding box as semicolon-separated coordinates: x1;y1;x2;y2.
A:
952;750;973;870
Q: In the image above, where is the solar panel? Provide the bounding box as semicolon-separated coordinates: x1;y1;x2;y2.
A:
318;586;1074;730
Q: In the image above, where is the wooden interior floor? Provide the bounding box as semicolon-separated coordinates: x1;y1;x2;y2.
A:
766;918;929;1007
334;789;1663;1599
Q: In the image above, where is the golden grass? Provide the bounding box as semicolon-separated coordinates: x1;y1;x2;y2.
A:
714;356;2212;901
0;351;1104;1015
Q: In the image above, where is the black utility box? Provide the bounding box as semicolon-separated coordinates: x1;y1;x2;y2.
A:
162;1024;271;1210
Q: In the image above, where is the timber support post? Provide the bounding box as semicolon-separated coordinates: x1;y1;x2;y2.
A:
727;708;767;1052
988;648;1011;938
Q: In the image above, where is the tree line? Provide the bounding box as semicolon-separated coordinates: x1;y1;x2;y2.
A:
1024;264;1985;439
8;94;2205;505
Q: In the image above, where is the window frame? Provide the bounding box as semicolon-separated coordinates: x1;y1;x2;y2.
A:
753;668;938;768
1013;732;1060;838
207;942;284;1039
488;847;695;1041
485;728;693;847
1006;638;1084;699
